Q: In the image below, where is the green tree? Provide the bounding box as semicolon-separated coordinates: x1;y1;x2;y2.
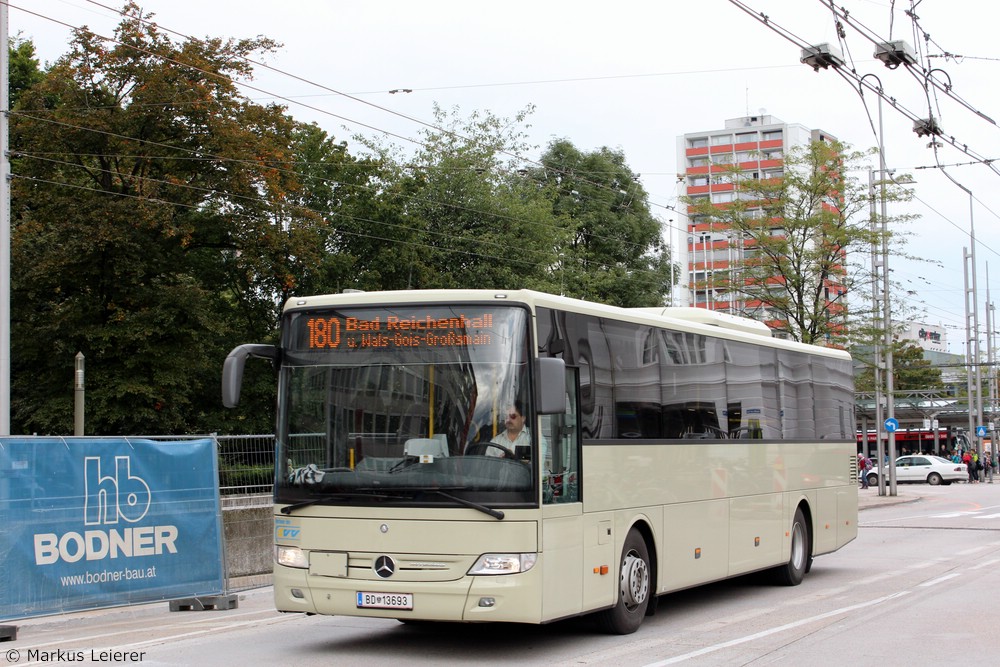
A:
685;139;916;345
9;3;336;434
531;139;674;307
855;341;944;393
8;36;45;107
353;105;562;291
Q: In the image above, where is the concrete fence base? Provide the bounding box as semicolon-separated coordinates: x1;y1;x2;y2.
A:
221;494;274;591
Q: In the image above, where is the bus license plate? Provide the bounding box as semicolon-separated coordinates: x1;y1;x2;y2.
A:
356;591;413;610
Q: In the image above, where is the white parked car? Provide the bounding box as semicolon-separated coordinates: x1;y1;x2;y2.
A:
864;455;968;487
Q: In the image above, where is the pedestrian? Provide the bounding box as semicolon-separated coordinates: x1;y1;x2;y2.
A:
858;453;870;489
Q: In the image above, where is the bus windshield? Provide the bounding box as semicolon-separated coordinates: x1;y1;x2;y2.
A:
276;304;536;508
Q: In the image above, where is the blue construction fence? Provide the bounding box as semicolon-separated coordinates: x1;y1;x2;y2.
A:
0;436;269;621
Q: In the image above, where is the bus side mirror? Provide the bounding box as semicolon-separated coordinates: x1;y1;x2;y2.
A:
536;357;566;415
222;344;278;408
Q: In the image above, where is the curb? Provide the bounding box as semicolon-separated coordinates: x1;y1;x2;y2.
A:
858;492;919;510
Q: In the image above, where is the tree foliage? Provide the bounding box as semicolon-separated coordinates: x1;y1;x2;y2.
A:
854;340;944;393
685;139;916;346
8;4;359;434
8;7;673;436
531;140;674;307
7;36;45;107
351;104;564;292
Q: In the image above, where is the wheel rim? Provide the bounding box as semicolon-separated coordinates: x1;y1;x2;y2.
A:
620;549;649;611
789;521;806;571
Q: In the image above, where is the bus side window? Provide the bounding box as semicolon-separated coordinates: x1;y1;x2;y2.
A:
544;366;580;504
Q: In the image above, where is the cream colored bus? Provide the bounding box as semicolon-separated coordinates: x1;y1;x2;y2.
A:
222;289;858;634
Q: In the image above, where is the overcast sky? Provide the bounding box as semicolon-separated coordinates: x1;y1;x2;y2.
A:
10;0;1000;354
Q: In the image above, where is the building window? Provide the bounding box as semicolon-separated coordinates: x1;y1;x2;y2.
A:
735;131;757;144
762;130;783;142
711;192;734;203
711;134;732;146
688;175;709;187
689;156;710;167
689;137;709;148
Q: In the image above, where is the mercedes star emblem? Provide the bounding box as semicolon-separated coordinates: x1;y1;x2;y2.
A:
374;555;396;579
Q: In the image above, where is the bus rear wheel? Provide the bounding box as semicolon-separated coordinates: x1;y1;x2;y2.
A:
597;528;650;634
772;507;810;586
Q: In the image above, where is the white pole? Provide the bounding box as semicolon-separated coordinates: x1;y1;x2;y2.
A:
0;2;11;435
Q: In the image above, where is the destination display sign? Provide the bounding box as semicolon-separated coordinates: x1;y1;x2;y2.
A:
289;309;503;352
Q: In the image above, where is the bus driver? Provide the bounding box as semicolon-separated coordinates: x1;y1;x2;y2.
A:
490;400;549;468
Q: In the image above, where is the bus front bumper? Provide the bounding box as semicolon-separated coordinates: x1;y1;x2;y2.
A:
274;562;544;624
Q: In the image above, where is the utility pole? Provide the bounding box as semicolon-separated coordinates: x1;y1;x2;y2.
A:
0;0;11;435
959;187;984;463
869;169;885;495
987;267;996;482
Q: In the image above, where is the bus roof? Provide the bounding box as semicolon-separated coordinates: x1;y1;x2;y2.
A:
282;289;851;360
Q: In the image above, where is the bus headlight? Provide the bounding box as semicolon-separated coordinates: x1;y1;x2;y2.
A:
275;545;308;569
468;553;537;575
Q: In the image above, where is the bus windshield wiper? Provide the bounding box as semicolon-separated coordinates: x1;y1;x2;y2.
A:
424;489;504;520
280;488;504;520
279;491;393;514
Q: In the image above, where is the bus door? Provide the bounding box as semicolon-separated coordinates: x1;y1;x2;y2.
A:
540;367;599;618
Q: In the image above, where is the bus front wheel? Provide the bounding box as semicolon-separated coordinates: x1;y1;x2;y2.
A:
772;507;810;586
597;528;651;634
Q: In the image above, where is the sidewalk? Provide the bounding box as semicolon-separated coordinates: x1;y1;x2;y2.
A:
857;485;918;510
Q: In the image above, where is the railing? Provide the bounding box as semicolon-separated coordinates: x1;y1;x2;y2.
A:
143;434;276;496
216;434;276;496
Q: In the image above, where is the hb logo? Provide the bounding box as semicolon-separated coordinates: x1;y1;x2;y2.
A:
84;456;151;525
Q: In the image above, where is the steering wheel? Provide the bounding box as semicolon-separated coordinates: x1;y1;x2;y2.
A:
466;442;517;459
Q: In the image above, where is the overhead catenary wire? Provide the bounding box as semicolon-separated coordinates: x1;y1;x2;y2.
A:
815;0;997;127
726;0;1000;345
727;0;1000;178
9;110;679;269
65;0;681;218
727;0;1000;276
5;0;686;277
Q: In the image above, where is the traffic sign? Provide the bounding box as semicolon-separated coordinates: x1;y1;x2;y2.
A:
884;418;899;433
977;426;988;437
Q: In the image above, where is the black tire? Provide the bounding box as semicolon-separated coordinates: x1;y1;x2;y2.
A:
596;529;651;634
927;472;943;486
867;473;878;487
772;507;810;586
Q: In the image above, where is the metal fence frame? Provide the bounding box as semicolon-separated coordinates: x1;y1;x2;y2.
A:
215;434;276;496
142;433;276;496
146;434;277;591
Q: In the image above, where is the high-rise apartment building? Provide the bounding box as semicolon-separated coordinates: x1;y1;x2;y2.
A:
676;115;841;325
